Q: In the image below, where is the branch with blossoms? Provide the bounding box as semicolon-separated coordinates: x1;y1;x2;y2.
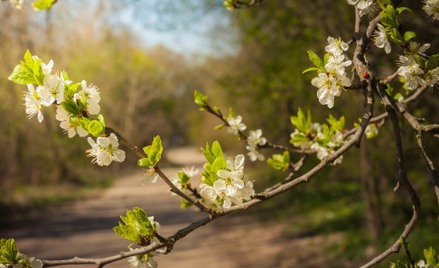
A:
2;0;439;268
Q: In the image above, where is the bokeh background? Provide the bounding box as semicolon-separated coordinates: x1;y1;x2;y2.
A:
0;0;439;267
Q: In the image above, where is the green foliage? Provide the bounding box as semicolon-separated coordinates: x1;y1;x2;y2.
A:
290;132;307;145
424;247;439;266
290;108;311;133
0;238;19;265
403;31;416;43
88;120;105;137
178;172;190;184
381;5;399;31
396;7;415;17
65;83;80;98
61;99;81;116
267;151;290;171
180;198;193;209
228;107;235;118
201;141;225;186
385;83;403;101
194;90;208;107
305;50;326;73
113;207;155;244
8;50;44;85
427;55;439;70
78;117;92;132
377;0;393;9
138;136;163;167
326;114;345;132
32;0;56;11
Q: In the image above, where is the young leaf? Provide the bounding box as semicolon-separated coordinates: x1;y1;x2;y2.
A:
194;90;208;106
377;0;393;9
32;0;56;11
137;158;152;167
61;99;81;116
178;172;190;184
96;114;106;128
427;55;439;70
302;67;319;74
307;50;325;71
88;120;105;137
181;198;193;209
229;107;235;118
78;117;92;132
396;7;415;17
212;157;226;175
424;247;439;265
24;50;34;65
8;64;37;85
403;31;416;43
211;141;223;159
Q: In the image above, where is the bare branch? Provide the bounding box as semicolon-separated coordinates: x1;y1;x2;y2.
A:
233;0;263;9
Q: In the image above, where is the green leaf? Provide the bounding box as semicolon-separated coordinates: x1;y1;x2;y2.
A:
327;114;345;131
124;225;140;242
194;90;208;106
214;124;224;130
201;142;216;164
323;53;330;65
61;99;81;116
137;158;152;167
24;50;34;65
307;50;325;71
214;106;221;114
424;247;439;265
96;114;106;128
212;157;226;175
396;7;415;17
427;55;439;70
77;95;87;111
32;57;44;86
32;0;56;11
201;175;214;186
181;198;193;209
88;120;105;137
267;151;290;172
8;64;37;85
389;29;404;44
211;141;223;159
381;5;398;30
377;0;393;9
77;117;92;132
229;107;235;118
178;172;190;184
403;31;416;43
302;67;319;74
0;239;19;265
66;83;80;98
290;108;310;133
141;136;163;167
290;132;308;145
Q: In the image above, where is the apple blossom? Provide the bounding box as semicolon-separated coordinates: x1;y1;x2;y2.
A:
141;166;159;185
423;0;439;20
373;23;391;54
227;115;246;135
79;80;101;115
86;133;126;166
55;106;88;138
24;84;45;123
312;73;340;109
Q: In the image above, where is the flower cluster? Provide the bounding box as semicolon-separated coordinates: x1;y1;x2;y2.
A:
290;111;346;165
200;154;254;209
373;23;391;54
423;0;439;21
0;253;42;268
87;133;126;166
311;37;351;109
347;0;376;17
246;129;267;162
397;42;439;90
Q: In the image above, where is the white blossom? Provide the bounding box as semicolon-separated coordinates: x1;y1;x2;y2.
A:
325;54;352;76
423;0;439;20
55;106;88;138
246;145;265;162
357;0;374;17
86;133;126;166
312;73;340;109
365;123;379;138
182;165;199;177
247;129;267;148
325;37;349;56
141;166;159;185
24;84;45;123
397;63;426;90
227;115;246;135
80;80;101;115
40;72;70;105
424;67;439;87
373;24;391;54
127;248;158;268
41;60;54;75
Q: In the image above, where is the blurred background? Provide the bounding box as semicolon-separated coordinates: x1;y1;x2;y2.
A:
0;0;438;267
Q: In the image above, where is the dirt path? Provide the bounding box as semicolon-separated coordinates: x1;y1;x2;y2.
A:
1;147;340;268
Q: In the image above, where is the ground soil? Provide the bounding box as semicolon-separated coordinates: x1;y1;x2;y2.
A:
0;147;342;268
